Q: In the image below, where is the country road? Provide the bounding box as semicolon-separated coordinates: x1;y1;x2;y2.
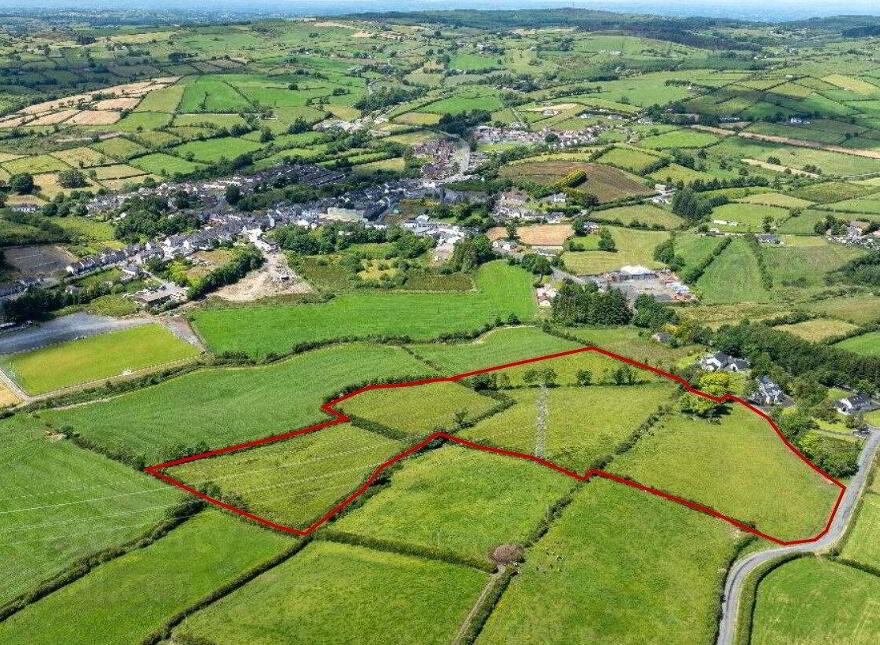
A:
716;427;880;645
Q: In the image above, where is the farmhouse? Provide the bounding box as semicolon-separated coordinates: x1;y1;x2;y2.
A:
756;234;781;245
835;393;877;416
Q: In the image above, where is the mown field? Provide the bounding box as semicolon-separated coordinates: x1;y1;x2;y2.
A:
41;343;430;464
774;318;859;342
610;405;841;541
696;237;770;304
0;323;200;394
172;541;489;645
0;511;290;645
751;558;880;645
841;492;880;568
475;478;742;645
562;226;669;275
834;331;880;357
191;261;537;356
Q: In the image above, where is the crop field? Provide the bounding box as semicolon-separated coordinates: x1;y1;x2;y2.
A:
41;343;429;464
738;191;815;209
696;237;770;304
0;324;199;395
751;558;880;645
610;405;842;541
169;422;404;528
461;383;674;471
500;161;652;202
834;331;880;357
0;511;289;645
774;318;859;342
0;414;184;607
476;478;741;645
190;261;537;356
172;541;489;645
334;444;577;562
561;226;669;275
515;223;574;246
338;381;499;436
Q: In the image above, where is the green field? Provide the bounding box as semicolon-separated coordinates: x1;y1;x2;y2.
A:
597;204;684;229
168;422;403;528
334;443;577;562
191;261;538;356
805;296;880;324
339;380;499;436
611;405;841;541
0;511;289;645
461;383;673;471
0;414;183;606
561;226;669;275
841;493;880;568
171;136;263;163
130;152;205;175
42;343;429;464
835;330;880;356
762;238;866;288
775;318;859;341
0;324;200;395
751;558;880;645
476;478;741;645
172;541;489;645
696;237;770;304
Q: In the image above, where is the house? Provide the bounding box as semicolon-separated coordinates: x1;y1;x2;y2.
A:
542;192;567;206
536;285;557;308
756;234;781;245
619;265;657;280
835;393;876;416
752;376;784;405
699;352;751;372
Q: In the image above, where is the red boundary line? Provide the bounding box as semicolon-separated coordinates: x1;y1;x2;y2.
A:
145;346;846;545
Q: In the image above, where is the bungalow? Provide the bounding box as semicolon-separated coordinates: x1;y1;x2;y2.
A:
756;234;781;245
751;376;784;405
835;393;876;416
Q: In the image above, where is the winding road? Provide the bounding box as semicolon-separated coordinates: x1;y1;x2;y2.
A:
716;427;880;645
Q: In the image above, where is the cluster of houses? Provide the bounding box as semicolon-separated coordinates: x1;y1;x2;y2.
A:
589;266;694;303
402;214;469;260
829;219;880;249
650;184;676;206
474;125;602;148
411;139;459;180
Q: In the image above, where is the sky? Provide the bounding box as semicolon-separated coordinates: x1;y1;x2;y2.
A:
3;0;880;22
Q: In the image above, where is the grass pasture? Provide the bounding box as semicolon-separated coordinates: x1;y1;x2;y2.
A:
0;511;289;645
475;478;742;645
191;261;537;356
610;405;842;541
595;204;684;229
751;558;880;645
841;492;880;568
41;343;429;464
168;422;404;529
0;324;199;395
834;331;880;357
775;318;859;342
462;383;673;472
335;443;577;562
696;237;770;304
173;541;489;645
804;296;880;324
561;226;669;275
338;381;499;437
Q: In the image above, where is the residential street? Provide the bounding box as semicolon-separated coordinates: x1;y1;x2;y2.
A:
716;427;880;645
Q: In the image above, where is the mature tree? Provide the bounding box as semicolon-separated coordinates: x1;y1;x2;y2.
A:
9;172;34;195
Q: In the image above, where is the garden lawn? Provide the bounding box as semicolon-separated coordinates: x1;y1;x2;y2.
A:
835;331;880;356
0;511;290;645
41;343;430;464
475;478;742;645
0;415;183;607
172;541;489;645
462;383;673;472
0;324;199;395
168;423;403;529
191;260;537;356
841;492;880;568
335;444;577;562
338;381;499;437
751;558;880;645
610;406;842;542
561;226;669;275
